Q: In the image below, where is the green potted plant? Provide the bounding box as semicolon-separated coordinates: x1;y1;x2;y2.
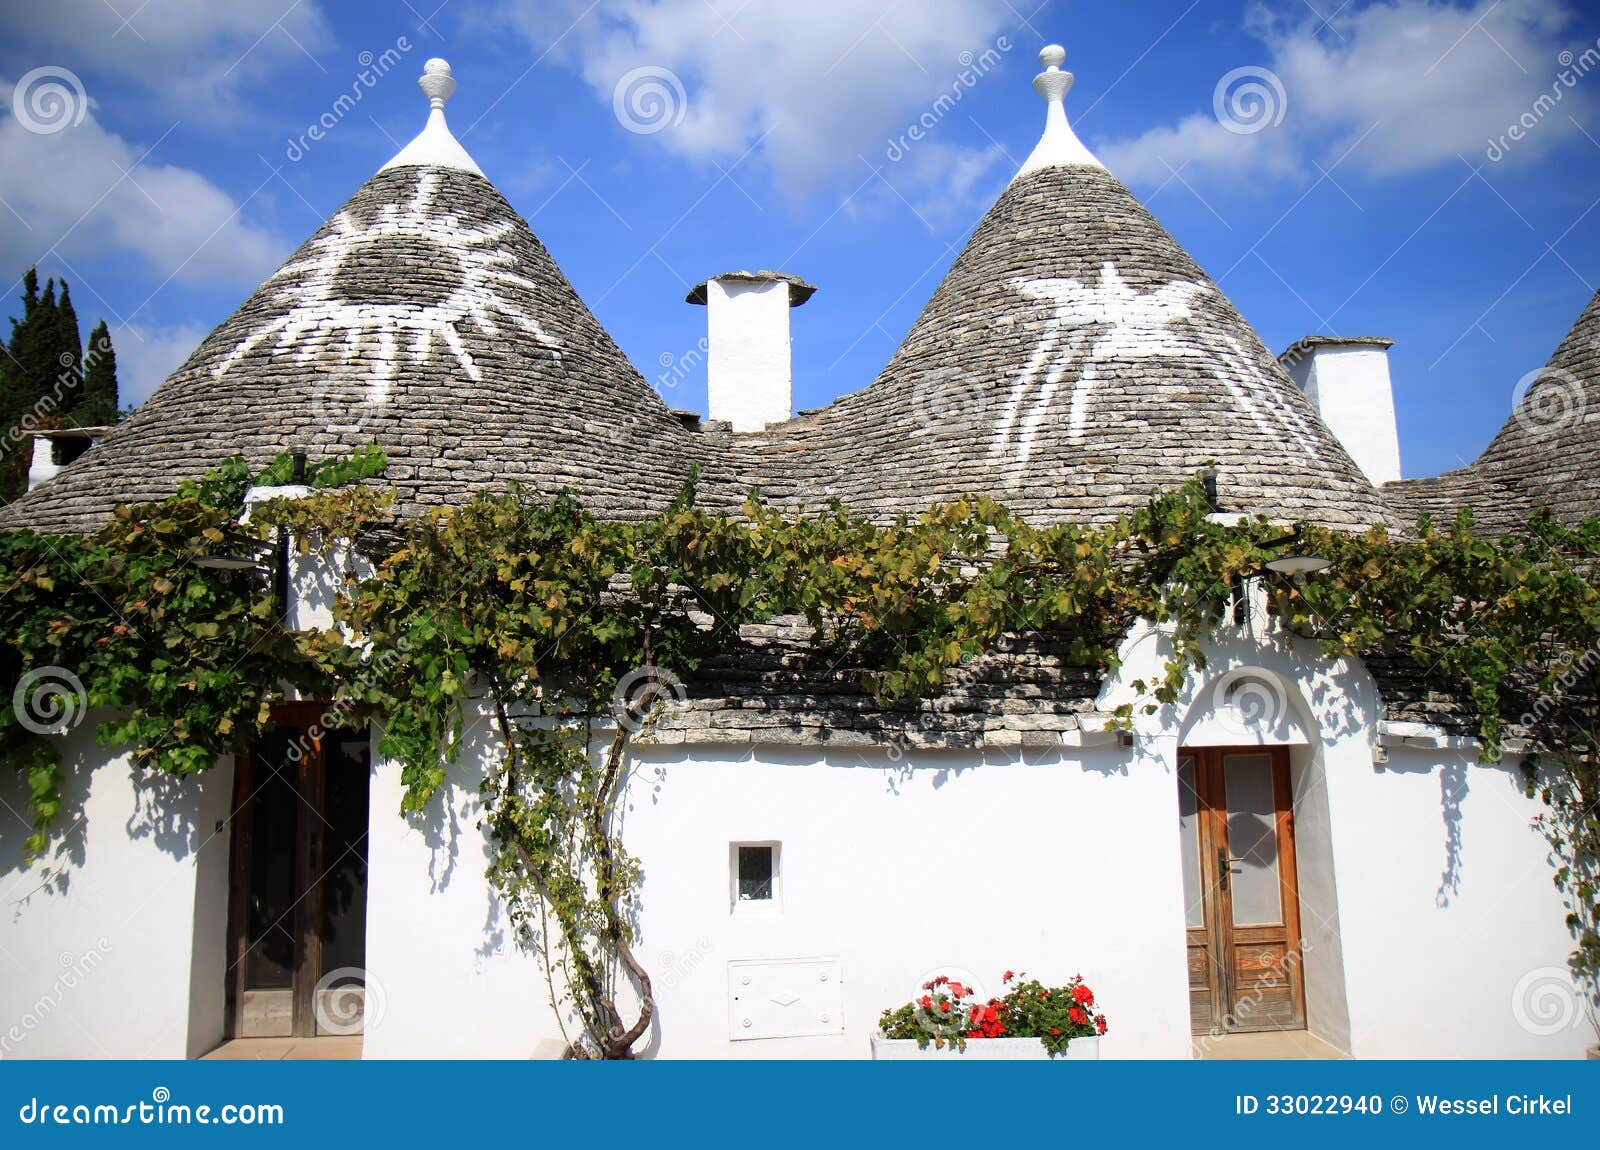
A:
872;970;1106;1060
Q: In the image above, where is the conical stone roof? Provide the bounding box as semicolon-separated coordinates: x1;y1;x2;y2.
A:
1472;289;1600;526
1383;289;1600;532
2;61;697;533
717;50;1387;527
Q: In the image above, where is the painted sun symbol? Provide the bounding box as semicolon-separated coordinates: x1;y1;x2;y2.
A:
214;169;557;410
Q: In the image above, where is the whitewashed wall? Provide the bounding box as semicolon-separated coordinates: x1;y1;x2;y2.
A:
1;627;1591;1059
362;706;560;1059
362;700;1194;1059
1327;745;1592;1058
0;715;232;1059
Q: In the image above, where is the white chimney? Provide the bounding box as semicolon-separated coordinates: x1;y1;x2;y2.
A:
688;271;814;432
25;428;106;491
27;434;61;490
1279;337;1402;487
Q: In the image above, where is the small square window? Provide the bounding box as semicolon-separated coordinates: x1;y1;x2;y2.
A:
731;842;780;912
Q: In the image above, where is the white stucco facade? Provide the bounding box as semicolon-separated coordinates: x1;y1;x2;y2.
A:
0;717;233;1059
1;567;1592;1060
351;624;1592;1059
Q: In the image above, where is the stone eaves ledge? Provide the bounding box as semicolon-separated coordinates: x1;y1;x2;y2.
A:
646;617;1114;751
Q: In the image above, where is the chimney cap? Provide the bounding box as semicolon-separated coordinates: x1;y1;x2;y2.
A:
687;270;816;307
1278;335;1395;361
21;426;110;439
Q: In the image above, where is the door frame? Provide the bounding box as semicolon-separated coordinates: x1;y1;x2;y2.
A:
223;702;333;1039
1183;745;1306;1035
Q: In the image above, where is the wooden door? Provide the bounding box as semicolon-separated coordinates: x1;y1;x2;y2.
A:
1179;747;1304;1035
225;705;371;1038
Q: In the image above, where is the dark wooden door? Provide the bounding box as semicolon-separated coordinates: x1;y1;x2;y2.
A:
1179;747;1304;1035
225;705;371;1038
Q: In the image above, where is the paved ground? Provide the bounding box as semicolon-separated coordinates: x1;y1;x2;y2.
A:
1194;1031;1347;1059
200;1031;1345;1060
202;1037;363;1061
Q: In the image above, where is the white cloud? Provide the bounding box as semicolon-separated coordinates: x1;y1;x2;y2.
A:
0;87;286;288
110;321;211;406
0;0;334;116
485;0;1021;204
864;140;1011;231
1099;0;1598;187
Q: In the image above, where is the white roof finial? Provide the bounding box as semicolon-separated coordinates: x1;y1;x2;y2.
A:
1014;43;1105;180
419;58;457;109
379;57;485;177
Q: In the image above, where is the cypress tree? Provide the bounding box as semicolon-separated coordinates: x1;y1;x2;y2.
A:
80;320;119;426
24;278;62;419
52;279;84;417
2;269;42;426
0;270;43;500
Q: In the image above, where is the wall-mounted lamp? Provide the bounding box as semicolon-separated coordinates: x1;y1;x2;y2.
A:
1265;553;1334;576
195;531;288;610
195;532;272;573
1260;526;1333;576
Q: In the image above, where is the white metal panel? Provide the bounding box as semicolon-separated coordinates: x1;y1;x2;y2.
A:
727;958;843;1041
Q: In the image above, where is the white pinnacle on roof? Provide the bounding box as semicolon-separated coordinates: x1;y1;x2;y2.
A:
1013;44;1105;180
380;58;485;177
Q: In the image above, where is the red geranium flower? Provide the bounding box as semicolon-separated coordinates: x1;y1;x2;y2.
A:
1095;1016;1108;1035
1003;970;1016;983
1073;984;1094;1006
1069;1007;1088;1025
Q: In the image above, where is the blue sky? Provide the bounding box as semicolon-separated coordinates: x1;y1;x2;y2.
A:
0;0;1596;479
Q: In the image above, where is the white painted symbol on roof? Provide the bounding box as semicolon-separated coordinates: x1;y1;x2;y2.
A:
992;262;1320;480
213;170;557;421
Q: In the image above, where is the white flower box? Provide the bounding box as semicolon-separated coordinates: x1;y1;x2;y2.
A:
870;1034;1100;1060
